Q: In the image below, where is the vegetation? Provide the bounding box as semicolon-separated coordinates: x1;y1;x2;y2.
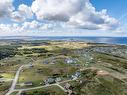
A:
10;91;18;95
0;45;18;60
94;52;127;69
21;86;66;95
0;82;11;95
0;40;127;95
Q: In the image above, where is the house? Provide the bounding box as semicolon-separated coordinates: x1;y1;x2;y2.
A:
71;71;81;80
64;83;71;90
67;89;73;95
64;83;73;95
43;60;49;64
24;82;33;86
55;77;61;82
71;75;77;80
65;58;77;64
28;64;33;68
75;71;81;77
44;78;55;84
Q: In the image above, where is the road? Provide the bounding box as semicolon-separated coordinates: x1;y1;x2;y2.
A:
55;84;66;92
5;65;24;95
13;84;66;93
5;59;73;95
7;80;72;94
13;79;72;93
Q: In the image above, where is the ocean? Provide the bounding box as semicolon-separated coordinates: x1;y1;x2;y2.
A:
0;36;127;45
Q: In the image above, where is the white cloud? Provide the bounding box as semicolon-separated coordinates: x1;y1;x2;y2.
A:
31;0;84;21
40;23;54;30
0;23;20;36
0;0;124;36
0;20;57;36
11;4;33;22
0;0;14;18
22;20;41;29
11;11;26;22
31;0;119;30
0;22;126;36
68;9;119;30
18;4;33;19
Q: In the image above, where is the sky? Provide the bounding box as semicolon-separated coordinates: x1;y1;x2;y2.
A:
0;0;127;37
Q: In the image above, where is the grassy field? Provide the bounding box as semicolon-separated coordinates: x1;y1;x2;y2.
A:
94;52;127;69
60;71;127;95
0;40;127;95
10;91;18;95
20;41;89;50
22;86;66;95
0;82;11;95
17;62;78;88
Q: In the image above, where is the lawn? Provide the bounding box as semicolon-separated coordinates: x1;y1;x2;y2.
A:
22;86;66;95
10;91;19;95
17;62;78;89
0;82;11;95
94;52;127;69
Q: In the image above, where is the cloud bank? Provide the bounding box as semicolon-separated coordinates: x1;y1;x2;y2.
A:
31;0;119;30
0;0;14;18
0;0;123;36
11;4;33;22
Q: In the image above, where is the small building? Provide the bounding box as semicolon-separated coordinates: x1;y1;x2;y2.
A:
24;82;33;86
64;83;73;95
71;71;81;80
64;83;71;90
71;75;77;80
55;77;61;82
67;89;73;95
43;60;49;64
28;64;34;68
65;58;77;64
75;71;81;77
45;78;55;84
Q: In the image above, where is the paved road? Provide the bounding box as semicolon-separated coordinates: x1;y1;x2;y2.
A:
16;91;22;95
5;65;24;95
14;79;72;92
55;84;66;92
14;84;66;92
5;60;73;95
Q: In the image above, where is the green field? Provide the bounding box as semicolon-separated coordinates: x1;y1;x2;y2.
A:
21;86;66;95
0;40;127;95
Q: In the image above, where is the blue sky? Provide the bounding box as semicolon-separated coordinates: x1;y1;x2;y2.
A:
13;0;33;8
0;0;127;36
13;0;127;21
91;0;127;21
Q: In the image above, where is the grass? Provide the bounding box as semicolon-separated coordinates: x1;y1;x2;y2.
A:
0;82;11;95
1;41;127;95
0;73;14;79
61;75;127;95
22;86;66;95
10;91;19;95
20;41;89;50
94;52;127;69
17;63;78;89
0;55;33;80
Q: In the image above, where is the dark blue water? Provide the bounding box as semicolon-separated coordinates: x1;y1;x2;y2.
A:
31;37;127;45
0;36;127;45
